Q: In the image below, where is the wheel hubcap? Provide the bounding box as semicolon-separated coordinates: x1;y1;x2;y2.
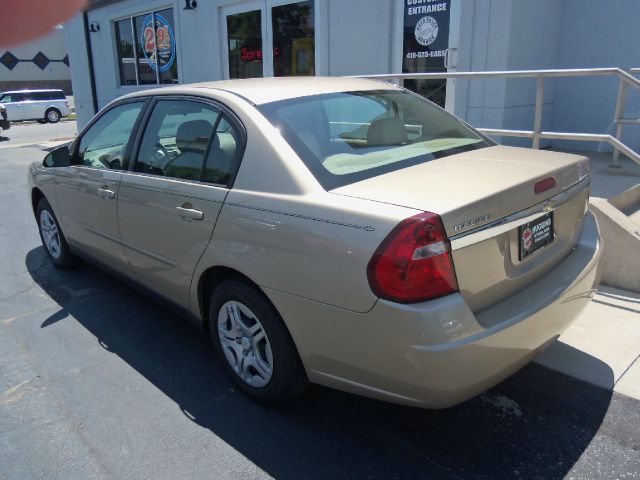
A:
217;300;273;388
47;111;59;122
40;210;61;259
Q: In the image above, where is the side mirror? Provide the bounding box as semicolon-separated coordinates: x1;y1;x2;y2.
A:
43;145;71;168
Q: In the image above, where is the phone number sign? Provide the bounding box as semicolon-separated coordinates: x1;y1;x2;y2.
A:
403;0;451;73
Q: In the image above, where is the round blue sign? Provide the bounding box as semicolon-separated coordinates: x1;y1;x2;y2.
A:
140;13;176;73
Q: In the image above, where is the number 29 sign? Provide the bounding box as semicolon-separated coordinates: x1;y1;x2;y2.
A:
141;13;176;73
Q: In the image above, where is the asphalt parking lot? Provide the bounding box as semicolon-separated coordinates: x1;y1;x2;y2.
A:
1;123;639;479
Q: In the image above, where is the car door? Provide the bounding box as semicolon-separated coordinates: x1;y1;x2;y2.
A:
26;91;48;120
1;92;27;121
118;97;244;308
54;100;146;272
20;91;40;120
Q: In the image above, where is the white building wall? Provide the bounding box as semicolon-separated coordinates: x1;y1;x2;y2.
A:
327;0;395;76
66;0;640;157
453;0;563;148
64;13;93;127
0;27;71;92
552;0;640;153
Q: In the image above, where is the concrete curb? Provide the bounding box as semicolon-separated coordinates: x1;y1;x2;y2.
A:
589;197;640;292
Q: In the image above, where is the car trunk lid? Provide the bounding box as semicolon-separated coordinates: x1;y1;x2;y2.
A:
331;145;591;313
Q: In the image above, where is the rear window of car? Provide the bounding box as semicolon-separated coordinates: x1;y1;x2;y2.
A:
258;89;492;190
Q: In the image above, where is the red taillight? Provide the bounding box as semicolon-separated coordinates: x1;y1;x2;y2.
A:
367;212;458;303
534;177;556;194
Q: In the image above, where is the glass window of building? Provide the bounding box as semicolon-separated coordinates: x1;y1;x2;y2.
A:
227;10;264;79
224;1;315;79
115;9;179;86
272;1;315;76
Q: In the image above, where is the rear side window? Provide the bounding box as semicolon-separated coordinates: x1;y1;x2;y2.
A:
135;99;241;185
77;102;144;169
32;91;65;100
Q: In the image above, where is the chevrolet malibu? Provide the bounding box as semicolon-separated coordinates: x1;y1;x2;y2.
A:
28;77;601;408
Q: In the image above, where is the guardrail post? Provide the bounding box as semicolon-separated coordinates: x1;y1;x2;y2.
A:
532;76;544;149
610;78;628;168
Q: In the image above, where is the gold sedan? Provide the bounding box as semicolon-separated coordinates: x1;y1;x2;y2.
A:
29;77;601;408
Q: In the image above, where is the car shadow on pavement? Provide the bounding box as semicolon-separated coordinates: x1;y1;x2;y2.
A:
26;247;615;480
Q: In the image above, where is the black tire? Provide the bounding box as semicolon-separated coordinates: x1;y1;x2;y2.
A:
209;279;308;404
36;198;78;268
45;108;61;124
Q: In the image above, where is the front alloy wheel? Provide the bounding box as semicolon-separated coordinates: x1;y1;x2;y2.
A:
218;300;274;388
40;209;62;259
36;198;78;268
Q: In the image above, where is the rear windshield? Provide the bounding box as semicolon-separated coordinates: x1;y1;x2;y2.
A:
258;89;492;189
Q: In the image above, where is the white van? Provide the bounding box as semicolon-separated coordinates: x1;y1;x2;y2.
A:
0;89;71;124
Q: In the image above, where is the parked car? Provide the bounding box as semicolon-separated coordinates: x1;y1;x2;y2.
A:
28;77;601;408
0;89;70;123
0;103;9;133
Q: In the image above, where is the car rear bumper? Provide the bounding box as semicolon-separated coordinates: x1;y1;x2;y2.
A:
265;211;602;408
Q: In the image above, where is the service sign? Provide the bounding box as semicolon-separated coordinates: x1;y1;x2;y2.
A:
141;13;176;73
403;0;451;73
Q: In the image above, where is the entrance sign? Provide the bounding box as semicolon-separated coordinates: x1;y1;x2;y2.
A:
402;0;451;106
403;0;450;71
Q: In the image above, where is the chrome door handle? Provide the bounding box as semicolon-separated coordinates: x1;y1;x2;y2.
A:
97;187;115;199
176;205;204;220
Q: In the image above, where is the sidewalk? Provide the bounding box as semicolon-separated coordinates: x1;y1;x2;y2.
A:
535;286;640;400
535;150;640;401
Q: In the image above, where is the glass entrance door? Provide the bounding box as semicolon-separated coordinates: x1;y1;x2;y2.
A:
222;0;315;79
223;1;268;79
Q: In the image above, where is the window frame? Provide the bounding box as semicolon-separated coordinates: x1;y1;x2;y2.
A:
220;0;326;79
128;94;247;189
112;6;180;87
69;97;152;171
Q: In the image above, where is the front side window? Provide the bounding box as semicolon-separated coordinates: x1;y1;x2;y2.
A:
135;100;241;185
1;93;22;103
259;90;491;189
77;102;144;169
115;8;178;86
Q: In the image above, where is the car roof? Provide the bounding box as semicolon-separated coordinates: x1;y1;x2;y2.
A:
119;76;400;105
1;89;64;94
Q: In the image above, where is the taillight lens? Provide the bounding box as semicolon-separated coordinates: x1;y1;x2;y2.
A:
367;212;458;303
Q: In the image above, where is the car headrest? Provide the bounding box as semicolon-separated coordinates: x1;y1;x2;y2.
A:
176;120;214;153
367;117;408;147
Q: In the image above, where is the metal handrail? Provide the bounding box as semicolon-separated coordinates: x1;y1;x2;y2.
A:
355;68;640;167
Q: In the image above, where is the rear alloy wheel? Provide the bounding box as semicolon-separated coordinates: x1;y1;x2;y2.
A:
36;198;78;268
218;300;274;388
210;280;308;404
45;108;61;123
